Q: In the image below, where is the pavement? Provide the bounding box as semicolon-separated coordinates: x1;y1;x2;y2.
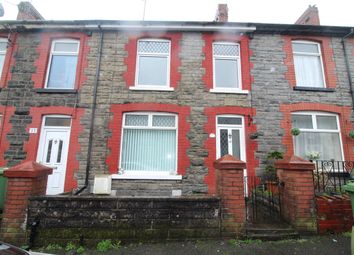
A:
37;235;351;255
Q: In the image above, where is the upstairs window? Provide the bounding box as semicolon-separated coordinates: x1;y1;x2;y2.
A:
292;112;343;161
292;41;325;88
213;42;241;91
0;38;7;77
135;39;171;88
120;112;177;175
45;39;79;89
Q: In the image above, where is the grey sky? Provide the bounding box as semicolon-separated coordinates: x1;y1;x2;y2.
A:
0;0;353;26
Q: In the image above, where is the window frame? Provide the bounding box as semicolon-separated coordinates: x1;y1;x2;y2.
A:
292;40;326;88
117;111;180;179
133;38;172;91
211;41;243;93
44;39;80;89
0;38;7;78
291;111;344;160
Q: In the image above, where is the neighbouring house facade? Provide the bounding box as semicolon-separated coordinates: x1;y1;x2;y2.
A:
0;3;353;197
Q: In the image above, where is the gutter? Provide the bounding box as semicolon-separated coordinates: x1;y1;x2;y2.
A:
341;28;354;109
74;25;104;195
1;23;256;32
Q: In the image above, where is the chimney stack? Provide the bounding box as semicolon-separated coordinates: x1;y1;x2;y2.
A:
17;1;44;21
215;4;228;22
295;5;320;25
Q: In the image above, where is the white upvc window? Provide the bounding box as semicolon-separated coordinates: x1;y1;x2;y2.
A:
45;39;79;89
291;112;343;161
211;42;243;93
117;112;180;179
134;39;171;90
0;38;7;77
292;41;326;88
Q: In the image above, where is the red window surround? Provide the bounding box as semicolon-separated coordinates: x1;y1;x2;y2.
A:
204;106;258;195
107;103;190;175
280;103;354;161
32;32;90;89
0;106;15;165
23;107;85;192
202;33;253;91
123;32;182;88
283;36;337;89
0;33;18;88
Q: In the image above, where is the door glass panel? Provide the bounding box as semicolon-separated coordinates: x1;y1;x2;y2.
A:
57;140;63;163
220;129;229;157
45;117;71;127
218;117;242;125
46;139;53;163
232;129;241;159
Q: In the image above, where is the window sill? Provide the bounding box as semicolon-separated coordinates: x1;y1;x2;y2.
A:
293;87;335;92
129;86;174;91
112;173;182;180
209;88;249;94
35;89;78;94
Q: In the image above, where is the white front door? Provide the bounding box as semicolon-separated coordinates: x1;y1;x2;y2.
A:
216;115;245;161
36;116;71;195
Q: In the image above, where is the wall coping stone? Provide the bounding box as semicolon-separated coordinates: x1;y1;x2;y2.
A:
213;154;246;170
275;155;315;171
4;161;53;178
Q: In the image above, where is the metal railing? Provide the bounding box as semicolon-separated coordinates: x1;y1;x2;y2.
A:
314;160;354;194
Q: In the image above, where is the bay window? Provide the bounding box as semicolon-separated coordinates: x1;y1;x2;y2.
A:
291;112;343;161
45;39;79;89
292;41;325;88
120;112;177;175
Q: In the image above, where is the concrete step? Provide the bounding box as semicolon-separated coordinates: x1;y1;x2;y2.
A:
246;224;300;241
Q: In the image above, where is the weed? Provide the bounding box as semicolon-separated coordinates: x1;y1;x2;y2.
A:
241;239;262;244
45;243;63;251
76;246;85;254
343;232;351;238
96;239;121;252
65;242;77;252
227;239;239;247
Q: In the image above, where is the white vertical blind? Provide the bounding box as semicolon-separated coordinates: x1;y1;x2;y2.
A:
121;113;177;173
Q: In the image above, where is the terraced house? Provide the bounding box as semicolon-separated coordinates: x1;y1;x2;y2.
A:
0;3;353;199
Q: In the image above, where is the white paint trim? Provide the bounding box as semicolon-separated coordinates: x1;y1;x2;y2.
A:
112;173;182;180
129;86;174;91
209;88;248;94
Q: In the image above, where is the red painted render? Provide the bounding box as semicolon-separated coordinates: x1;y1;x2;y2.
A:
280;103;354;161
0;33;17;88
106;103;191;175
23;106;85;191
123;32;182;88
283;35;337;89
204;106;258;194
32;32;90;89
0;106;15;166
202;33;253;91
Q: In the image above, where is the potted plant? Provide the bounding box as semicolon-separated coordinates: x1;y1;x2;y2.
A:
306;151;320;162
264;150;283;194
291;127;301;136
349;130;354;139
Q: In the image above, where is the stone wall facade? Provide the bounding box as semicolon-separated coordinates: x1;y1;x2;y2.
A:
0;23;353;196
27;196;221;245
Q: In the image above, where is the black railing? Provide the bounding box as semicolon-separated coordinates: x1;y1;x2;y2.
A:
314;160;354;194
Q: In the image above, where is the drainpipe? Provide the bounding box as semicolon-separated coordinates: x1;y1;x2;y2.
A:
75;25;104;195
341;28;354;109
